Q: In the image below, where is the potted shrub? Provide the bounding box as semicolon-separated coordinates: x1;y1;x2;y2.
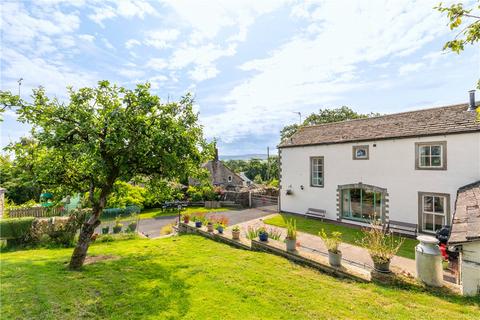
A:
113;218;123;234
128;221;137;232
358;221;404;273
232;225;241;240
258;227;268;242
285;219;297;251
182;213;191;224
101;226;109;234
319;229;342;267
192;214;204;228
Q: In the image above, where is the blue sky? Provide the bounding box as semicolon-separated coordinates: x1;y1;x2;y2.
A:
1;0;479;155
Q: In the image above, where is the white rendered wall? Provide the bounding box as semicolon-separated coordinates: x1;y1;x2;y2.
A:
279;132;480;229
460;242;480;296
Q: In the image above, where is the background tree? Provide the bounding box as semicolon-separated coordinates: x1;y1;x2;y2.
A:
280;106;380;141
436;1;480;90
9;81;211;269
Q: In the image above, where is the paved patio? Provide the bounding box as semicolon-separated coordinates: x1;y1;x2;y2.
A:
227;213;417;277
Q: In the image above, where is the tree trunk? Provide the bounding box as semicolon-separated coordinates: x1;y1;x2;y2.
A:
68;216;100;270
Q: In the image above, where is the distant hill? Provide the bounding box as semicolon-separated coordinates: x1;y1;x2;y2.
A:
219;154;268;161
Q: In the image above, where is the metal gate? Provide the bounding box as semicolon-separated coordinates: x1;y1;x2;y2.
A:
250;192;278;211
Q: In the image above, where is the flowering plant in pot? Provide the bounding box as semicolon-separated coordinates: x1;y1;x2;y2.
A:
319;229;342;267
258;227;268;242
191;213;205;228
232;225;241;240
357;221;404;273
285;219;297;251
182;213;191;224
113;217;123;234
211;215;229;234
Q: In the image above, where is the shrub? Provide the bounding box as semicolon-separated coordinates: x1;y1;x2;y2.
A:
319;229;342;254
357;222;404;264
286;219;296;240
246;226;260;240
160;223;174;235
268;228;282;241
191;212;206;223
210;215;229;228
0;217;35;239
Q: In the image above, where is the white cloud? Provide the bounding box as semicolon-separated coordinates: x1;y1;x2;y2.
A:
398;62;425;76
88;0;156;27
144;29;180;49
117;68;145;78
202;0;450;141
125;39;141;49
146;58;168;71
102;38;115;50
79;34;95;42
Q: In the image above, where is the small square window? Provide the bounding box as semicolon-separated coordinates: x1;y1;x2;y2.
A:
352;145;369;160
415;142;447;170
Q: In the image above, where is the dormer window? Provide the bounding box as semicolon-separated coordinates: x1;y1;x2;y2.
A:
415;141;447;170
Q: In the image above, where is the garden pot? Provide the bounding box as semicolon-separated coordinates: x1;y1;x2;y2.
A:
183;218;190;224
259;232;268;242
101;227;109;235
328;251;342;267
207;223;214;232
113;226;122;234
286;238;296;252
217;226;224;234
195;221;202;228
232;230;240;240
128;223;137;232
373;259;391;273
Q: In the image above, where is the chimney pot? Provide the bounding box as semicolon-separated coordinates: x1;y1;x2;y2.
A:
468;90;476;111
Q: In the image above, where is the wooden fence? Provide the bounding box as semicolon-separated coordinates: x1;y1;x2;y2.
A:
7;207;65;218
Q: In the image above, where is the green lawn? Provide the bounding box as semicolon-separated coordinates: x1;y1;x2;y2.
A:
264;213;418;260
1;236;478;319
104;206;230;221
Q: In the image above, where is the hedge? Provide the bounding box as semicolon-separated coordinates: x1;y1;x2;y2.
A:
101;205;141;219
0;217;35;239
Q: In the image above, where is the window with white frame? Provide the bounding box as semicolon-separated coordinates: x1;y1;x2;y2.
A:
310;157;324;187
421;194;447;233
415;142;446;170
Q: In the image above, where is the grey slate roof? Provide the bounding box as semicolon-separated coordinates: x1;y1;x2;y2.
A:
449;181;480;245
279;103;480;148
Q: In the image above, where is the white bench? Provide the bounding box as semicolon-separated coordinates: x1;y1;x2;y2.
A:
305;208;326;220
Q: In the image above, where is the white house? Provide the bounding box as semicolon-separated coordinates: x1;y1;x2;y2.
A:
279;93;480;236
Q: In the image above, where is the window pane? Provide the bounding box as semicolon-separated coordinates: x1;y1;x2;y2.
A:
423;196;433;212
424;214;434;232
431;156;441;166
342;190;351;218
431;146;441;156
350;188;362;219
420;156;430;167
434;196;444;213
420;146;430;156
434;215;444;231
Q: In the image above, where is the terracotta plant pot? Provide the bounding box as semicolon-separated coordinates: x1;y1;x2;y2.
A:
232;230;240;240
286;238;296;252
207;223;214;232
328;251;342;267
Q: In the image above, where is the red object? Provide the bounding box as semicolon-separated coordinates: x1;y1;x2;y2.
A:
439;243;448;260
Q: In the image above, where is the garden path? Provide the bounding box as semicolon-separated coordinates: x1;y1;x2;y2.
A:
228;214;417;277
